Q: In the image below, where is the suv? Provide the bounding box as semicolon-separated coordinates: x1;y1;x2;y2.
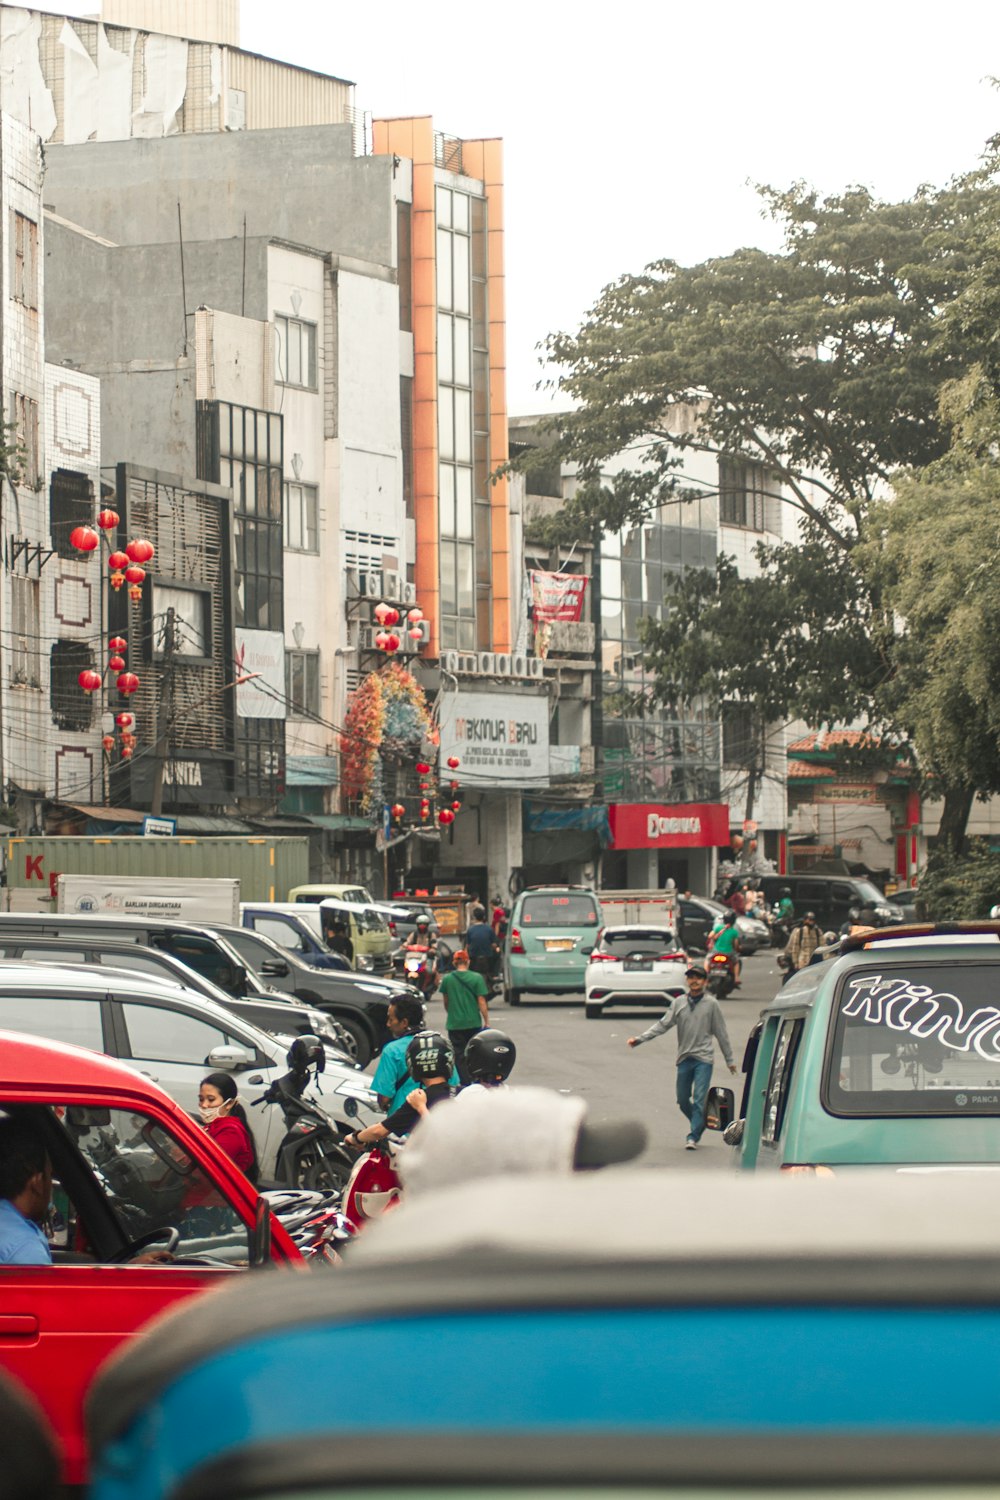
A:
758;875;904;931
503;886;602;1005
0;913;397;1066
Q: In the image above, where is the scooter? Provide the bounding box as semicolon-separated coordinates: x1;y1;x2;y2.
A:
261;1188;356;1265
706;951;737;999
340;1137;404;1233
397;943;439;998
253;1037;356;1192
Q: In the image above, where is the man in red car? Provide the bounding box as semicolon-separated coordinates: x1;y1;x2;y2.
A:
0;1118;53;1266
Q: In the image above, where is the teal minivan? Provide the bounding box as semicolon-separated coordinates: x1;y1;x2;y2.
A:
503;885;602;1005
715;924;1000;1170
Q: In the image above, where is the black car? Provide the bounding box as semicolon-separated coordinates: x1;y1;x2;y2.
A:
757;875;904;931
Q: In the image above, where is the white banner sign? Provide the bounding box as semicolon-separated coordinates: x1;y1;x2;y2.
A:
235;628;286;720
439;691;550;788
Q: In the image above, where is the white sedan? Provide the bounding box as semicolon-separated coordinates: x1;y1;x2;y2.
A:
584;926;688;1019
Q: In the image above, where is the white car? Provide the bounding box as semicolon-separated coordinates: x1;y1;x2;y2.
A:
0;963;379;1178
584;925;688;1019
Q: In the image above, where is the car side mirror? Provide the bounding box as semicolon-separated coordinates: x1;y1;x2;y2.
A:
206;1044;253;1070
705;1086;735;1131
260;959;290;978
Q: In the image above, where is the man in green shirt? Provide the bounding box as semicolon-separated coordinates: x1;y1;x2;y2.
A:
440;949;490;1084
710;910;742;988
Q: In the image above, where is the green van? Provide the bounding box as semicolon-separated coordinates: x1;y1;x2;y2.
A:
503;885;602;1005
714;924;1000;1170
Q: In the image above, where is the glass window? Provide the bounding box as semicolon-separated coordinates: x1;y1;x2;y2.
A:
456;466;474;537
0;995;103;1051
435;186;452;226
284;482;319;552
457;544;475;613
452;192;470;233
438;388;454;460
121;1002;234;1066
104;951;195;986
454;317;471;387
762;1019;802;1145
440;543;457;613
521;894;601;927
453;234;470;315
827;964;1000;1115
274;315;317;390
454;389;472;463
252;916;310;953
155;585;211;659
153;934;238;989
439;464;456;534
436;230;453;309
286;650;320;719
601;930;675;955
437;313;454;384
68;1108;252;1264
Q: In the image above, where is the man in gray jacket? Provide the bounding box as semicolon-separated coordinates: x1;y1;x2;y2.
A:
627;962;737;1150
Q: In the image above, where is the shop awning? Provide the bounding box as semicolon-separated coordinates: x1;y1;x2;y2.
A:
525;804;611;840
285;755;339;787
306;815;374;833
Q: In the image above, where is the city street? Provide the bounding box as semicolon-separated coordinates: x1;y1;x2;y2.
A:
418;947;783;1169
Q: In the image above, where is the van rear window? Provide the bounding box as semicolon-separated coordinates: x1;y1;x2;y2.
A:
826;963;1000;1116
521;894;599;927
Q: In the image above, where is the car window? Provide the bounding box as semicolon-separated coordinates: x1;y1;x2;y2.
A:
62;1106;251;1263
0;994;104;1052
341;887;372;906
521;894;600;927
120;1002;236;1066
153;934;235;989
762;1018;803;1146
830;884;855;902
101;951;193;986
16;946;89;962
602;930;674;955
251;916;309;953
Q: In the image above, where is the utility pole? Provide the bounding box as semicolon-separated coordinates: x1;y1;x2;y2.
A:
150;608;177;817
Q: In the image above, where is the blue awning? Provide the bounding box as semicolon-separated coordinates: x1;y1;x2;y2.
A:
285;755;339;787
525;804;611;840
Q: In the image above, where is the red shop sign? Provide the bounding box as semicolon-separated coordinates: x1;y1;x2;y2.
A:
608;802;731;849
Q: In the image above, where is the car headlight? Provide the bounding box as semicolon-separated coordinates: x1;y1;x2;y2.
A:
357;955;375;970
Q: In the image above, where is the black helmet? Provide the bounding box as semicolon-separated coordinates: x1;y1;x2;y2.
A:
287;1034;325;1074
464;1028;516;1085
780;886;791;897
724;910;737;926
406;1031;454;1082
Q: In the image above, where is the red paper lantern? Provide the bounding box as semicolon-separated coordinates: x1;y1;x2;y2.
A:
383;606;400;627
416;762;431;775
109;551;129;571
450;780;459;792
115;712;134;728
447;756;460;770
374;602;391;625
408;626;424;641
126;538;154;564
125;564;146;585
452;800;461;811
407;607;423;624
374;631;389;650
438;808;455;826
391;803;406;820
109;636;127;652
97;508;120;530
77;668;102;694
384;633;400;652
108;654;125;672
70;526;99;553
116;671;140;696
120;744;134;760
128;583;143;603
102;735;115;753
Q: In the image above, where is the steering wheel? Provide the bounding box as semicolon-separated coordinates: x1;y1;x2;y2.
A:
108;1225;181;1262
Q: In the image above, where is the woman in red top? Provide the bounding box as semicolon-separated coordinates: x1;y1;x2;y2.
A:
198;1072;259;1184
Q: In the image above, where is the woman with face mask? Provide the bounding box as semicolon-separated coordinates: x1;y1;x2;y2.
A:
198;1072;259;1184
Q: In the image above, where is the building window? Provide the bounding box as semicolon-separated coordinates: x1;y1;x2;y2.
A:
154;584;212;659
274;315;317;390
400;376;413;519
11;393;39;489
11;212;38;309
284;482;319;552
286;650;320;719
9;577;40;688
397;203;412;332
719;458;768;531
50;640;95;731
50;469;95;560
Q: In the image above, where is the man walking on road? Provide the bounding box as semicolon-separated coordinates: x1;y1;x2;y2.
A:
627;963;737;1150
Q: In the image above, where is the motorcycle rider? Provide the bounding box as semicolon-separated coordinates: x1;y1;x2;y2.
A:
343;1032;455;1149
460;1028;516;1094
370;995;459;1113
775;886;795;922
708;909;742;988
403;914;440;996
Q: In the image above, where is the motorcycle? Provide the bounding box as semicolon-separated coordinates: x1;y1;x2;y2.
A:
396;943;440;998
341;1137;404;1234
253;1037;356;1193
706;951;737;999
261;1188;356;1265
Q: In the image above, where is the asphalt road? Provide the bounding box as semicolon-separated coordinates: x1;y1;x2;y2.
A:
420;946;785;1169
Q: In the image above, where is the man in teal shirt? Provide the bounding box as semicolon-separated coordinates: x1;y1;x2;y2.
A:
710;910;742;987
371;995;459;1111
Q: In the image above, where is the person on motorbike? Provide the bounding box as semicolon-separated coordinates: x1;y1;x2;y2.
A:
708;909;741;988
370;995;459;1113
403;915;440;996
775;887;795;922
343;1032;455;1149
459;1028;516;1094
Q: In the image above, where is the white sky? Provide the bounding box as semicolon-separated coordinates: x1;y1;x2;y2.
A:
53;1;1000;412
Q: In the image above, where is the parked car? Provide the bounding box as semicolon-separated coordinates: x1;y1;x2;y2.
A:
86;1168;1000;1500
0;964;379;1176
0;913;393;1067
0;1028;301;1487
757;874;904;930
287;884;395;974
502;886;602;1005
712;922;1000;1170
238;903;350;971
584;925;687;1019
678;895;769;955
0;935;353;1060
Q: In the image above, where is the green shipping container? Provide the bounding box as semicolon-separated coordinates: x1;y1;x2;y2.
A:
3;836;310;908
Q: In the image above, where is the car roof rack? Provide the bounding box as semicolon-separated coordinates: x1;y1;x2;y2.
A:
841;921;1000;953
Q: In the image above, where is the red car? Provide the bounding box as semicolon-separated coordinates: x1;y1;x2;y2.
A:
0;1029;302;1484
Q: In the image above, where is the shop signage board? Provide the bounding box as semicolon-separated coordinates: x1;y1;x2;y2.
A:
235;628;286;719
608;802;731;849
439;690;550;789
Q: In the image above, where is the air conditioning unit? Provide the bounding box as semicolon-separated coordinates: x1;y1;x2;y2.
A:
442;650;461;673
361;570;382;598
358;627;382;650
528;657;545;680
383;571;401;601
403;619;430;650
479;652;497;675
401;581;417;605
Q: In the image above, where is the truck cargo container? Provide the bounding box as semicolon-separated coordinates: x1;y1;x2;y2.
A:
56;874;240;924
3;836;308;911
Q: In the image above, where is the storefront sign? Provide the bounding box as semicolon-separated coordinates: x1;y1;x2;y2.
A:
813;783;879;804
235;628;286;719
608;802;731;849
439;690;550;788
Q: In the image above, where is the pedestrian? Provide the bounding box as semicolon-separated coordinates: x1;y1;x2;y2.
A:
370;995;459;1113
627;962;737;1151
326;919;354;967
465;904;499;985
198;1072;259;1183
784;911;821;976
439;949;490;1084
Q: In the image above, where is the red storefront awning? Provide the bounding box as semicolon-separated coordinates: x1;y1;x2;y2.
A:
608;802;731;849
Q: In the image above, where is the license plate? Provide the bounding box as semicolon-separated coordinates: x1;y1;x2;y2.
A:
624;960;652;971
543;939;575;952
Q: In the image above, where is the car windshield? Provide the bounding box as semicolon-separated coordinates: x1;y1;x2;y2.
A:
853;880;888;907
602;930;674;955
827;962;1000;1117
521;894;600;927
